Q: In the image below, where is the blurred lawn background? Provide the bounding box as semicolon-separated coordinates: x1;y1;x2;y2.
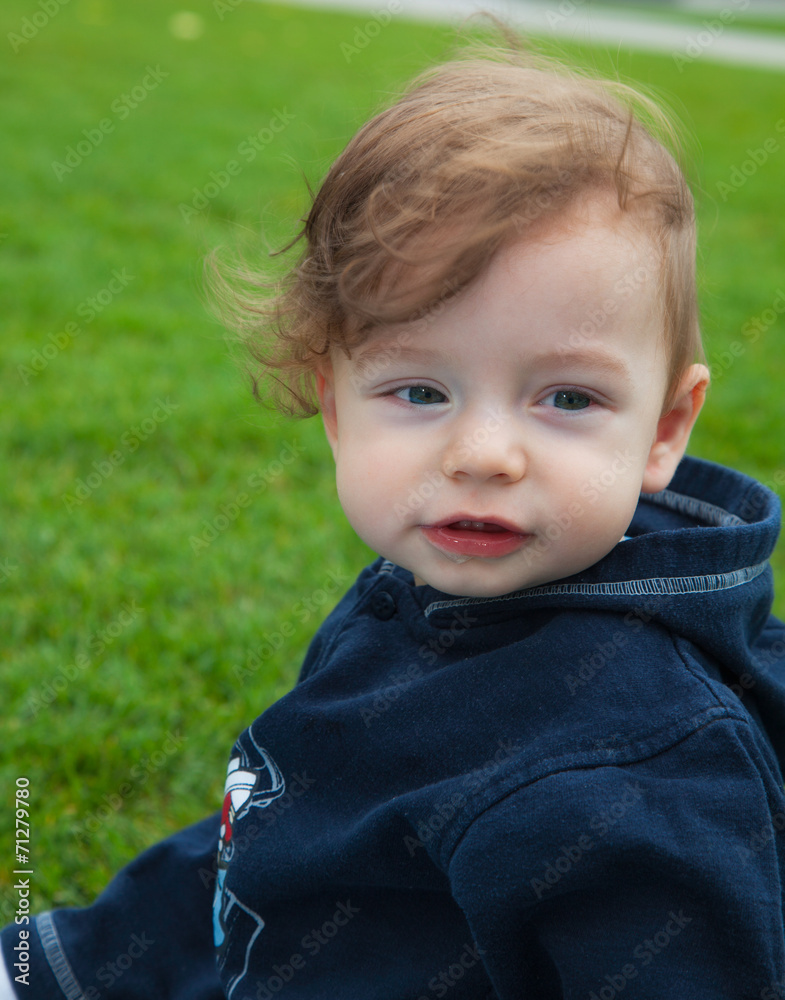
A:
2;0;785;914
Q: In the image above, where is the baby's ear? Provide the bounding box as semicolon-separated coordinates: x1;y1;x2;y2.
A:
641;364;710;494
315;363;339;460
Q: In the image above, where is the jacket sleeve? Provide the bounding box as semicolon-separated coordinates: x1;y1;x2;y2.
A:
447;717;785;999
1;813;225;1000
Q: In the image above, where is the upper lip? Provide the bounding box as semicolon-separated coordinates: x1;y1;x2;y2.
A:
428;514;527;534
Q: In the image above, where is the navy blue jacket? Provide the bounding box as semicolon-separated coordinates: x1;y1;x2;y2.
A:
4;455;785;999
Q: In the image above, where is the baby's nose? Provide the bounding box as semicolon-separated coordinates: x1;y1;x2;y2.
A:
441;411;526;483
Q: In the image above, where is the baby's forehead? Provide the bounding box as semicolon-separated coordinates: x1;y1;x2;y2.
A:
343;212;666;373
502;193;660;270
383;193;660;313
460;205;662;315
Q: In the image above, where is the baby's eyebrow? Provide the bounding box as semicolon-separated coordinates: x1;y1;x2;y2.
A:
353;342;634;386
353;343;444;377
531;347;633;386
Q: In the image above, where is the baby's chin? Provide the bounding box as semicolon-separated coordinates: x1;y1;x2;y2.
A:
408;566;530;599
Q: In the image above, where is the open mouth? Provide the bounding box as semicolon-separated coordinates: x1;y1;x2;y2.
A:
447;520;509;533
421;519;531;558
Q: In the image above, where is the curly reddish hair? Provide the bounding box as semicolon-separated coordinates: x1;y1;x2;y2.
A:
208;34;702;417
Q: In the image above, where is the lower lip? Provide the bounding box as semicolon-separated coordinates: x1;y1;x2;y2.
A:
421;525;531;558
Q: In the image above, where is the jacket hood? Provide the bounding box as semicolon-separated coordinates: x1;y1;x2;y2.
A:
408;454;785;759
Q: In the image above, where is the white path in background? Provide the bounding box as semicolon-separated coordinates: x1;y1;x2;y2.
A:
266;0;785;71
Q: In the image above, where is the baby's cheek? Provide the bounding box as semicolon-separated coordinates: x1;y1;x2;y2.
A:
335;460;386;535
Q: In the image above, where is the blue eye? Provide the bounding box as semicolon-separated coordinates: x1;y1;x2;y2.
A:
551;389;592;410
397;385;447;405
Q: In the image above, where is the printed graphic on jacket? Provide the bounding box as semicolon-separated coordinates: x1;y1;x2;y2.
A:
213;729;286;999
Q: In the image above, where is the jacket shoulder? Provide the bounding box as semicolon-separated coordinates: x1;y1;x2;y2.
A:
445;715;785;996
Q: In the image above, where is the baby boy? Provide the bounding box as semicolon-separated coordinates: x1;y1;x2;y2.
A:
3;37;785;1000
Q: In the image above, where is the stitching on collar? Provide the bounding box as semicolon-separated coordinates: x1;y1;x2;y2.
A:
640;488;746;527
423;560;769;619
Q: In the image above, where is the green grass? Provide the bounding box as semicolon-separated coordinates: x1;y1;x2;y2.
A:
1;0;784;915
589;0;785;35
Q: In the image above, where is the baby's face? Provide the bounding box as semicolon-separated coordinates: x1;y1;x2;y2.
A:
318;200;684;598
